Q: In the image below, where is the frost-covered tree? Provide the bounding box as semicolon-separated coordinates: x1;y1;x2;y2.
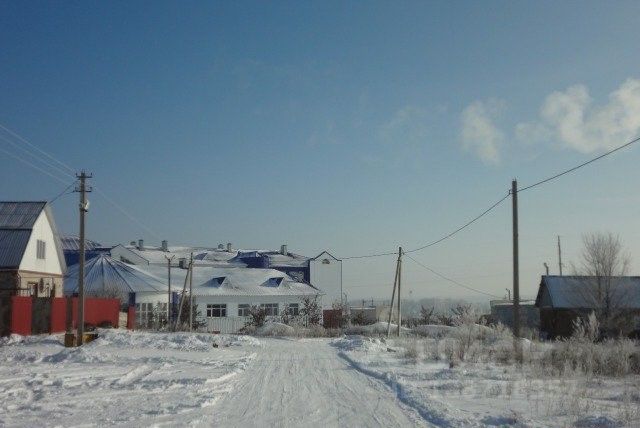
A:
574;232;632;336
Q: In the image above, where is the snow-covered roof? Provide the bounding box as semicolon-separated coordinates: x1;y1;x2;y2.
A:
118;245;246;268
536;275;640;309
64;254;167;296
138;264;321;298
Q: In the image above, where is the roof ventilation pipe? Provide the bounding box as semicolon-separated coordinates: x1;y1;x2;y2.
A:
218;244;224;250
161;240;168;252
227;243;232;252
281;244;287;255
138;239;144;250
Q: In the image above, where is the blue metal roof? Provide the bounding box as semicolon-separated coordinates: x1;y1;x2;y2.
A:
64;254;167;297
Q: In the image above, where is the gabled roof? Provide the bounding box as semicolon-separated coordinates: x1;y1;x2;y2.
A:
311;250;341;262
64;254;167;296
0;201;66;272
535;275;640;309
0;201;46;229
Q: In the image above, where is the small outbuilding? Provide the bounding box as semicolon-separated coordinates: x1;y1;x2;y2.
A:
535;275;640;339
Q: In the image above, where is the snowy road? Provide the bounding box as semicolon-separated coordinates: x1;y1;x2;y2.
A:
212;338;428;427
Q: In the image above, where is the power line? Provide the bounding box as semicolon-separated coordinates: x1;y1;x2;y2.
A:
0;123;76;175
0;124;162;241
0;145;72;185
406;192;510;254
518;135;640;193
49;180;78;204
404;253;500;298
342;250;398;260
0;134;76;180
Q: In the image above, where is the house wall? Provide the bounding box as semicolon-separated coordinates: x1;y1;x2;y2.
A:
309;252;341;309
19;211;63;276
194;295;308;319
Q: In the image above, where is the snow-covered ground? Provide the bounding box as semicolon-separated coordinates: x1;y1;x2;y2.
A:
0;330;259;427
2;328;639;427
333;335;640;427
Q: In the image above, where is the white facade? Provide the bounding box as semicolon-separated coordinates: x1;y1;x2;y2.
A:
19;210;64;276
309;251;342;309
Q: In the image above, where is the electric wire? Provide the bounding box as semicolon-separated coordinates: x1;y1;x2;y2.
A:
0;145;72;186
0;124;162;241
518;135;640;193
0;123;76;175
405;192;510;254
0;134;76;180
404;253;500;298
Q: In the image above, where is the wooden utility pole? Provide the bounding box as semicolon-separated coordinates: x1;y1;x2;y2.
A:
175;263;191;331
397;247;402;337
557;235;563;276
386;253;400;338
75;171;92;346
511;180;522;363
189;252;193;332
165;255;175;326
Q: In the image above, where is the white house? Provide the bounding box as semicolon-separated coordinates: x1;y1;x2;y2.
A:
309;251;342;308
139;264;322;333
0;201;66;298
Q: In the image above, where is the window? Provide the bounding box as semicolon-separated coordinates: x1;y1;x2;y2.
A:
287;303;299;316
206;304;227;318
260;303;279;316
264;277;283;287
36;240;46;259
238;304;250;317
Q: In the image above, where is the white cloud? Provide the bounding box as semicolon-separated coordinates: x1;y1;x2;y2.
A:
517;78;640;153
460;99;505;164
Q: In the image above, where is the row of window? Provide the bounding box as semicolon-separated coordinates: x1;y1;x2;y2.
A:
206;303;299;318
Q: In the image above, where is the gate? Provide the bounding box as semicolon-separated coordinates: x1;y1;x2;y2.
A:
31;298;52;334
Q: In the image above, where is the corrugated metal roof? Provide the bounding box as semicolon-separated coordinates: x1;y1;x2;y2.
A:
0;229;32;268
0;201;46;229
64;254;167;297
60;236;102;251
537;275;640;309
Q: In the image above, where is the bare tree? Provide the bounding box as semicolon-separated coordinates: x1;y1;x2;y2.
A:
574;232;632;336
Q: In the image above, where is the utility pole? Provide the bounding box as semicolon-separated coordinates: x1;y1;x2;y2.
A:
386;253;400;338
511;180;522;363
75;171;92;346
165;255;175;326
189;252;193;332
557;235;563;276
397;246;403;337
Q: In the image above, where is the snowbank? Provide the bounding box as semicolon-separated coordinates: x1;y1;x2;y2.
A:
255;322;295;336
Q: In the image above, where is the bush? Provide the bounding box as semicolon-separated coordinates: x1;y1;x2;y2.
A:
247;305;267;327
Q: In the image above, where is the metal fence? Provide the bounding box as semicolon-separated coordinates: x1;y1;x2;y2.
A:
206;316;250;334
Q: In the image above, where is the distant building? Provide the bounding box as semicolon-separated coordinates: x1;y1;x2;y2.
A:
0;201;66;298
535;275;640;339
109;241;341;309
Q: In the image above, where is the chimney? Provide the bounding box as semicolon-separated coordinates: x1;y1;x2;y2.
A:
178;258;187;269
161;240;168;252
281;244;287;255
138;239;144;250
226;242;232;252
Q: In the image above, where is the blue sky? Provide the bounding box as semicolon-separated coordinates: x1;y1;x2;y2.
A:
2;1;640;301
